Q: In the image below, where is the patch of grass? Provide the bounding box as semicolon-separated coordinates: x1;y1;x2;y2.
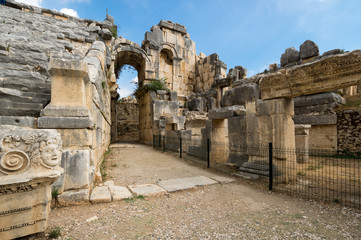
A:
48;226;61;239
296;171;306;176
125;195;146;203
111;163;118;167
51;188;60;208
102;81;106;89
6;44;10;52
307;163;322;171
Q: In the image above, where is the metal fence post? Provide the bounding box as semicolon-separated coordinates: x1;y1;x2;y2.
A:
207;138;210;168
153;135;155;149
269;142;273;191
180;137;182;158
158;135;161;149
163;136;165;152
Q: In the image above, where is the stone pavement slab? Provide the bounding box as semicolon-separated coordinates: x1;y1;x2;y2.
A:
109;186;132;201
128;184;167;196
90;186;112;203
209;175;236;183
157;176;217;192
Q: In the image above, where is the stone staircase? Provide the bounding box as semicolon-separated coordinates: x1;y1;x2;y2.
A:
237;160;274;179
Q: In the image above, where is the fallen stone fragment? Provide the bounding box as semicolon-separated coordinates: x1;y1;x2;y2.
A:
86;216;98;223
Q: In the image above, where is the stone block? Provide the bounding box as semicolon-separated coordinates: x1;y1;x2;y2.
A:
37;116;94;129
40;105;91;117
0;116;35;127
280;47;300;67
187;97;206;112
299;40;319;60
169;91;177;101
293;114;337;125
208;105;246;120
228;116;246;133
109;186;132;201
157;176;217;192
63;150;90;190
294;92;344;108
57;129;92;148
220;84;259;107
128;184;167;196
48;58;88;78
90;186;112;203
58;189;90;206
256;98;294;116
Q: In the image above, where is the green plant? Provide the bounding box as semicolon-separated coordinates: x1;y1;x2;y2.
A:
6;44;10;52
340;49;345;53
125;195;146;203
111;163;118;167
307;163;322;171
263;69;269;74
48;226;61;239
134;78;169;98
296;171;306;176
111;25;118;38
51;188;60;208
102;81;106;89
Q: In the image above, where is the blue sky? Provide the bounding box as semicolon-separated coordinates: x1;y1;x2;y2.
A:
16;0;361;97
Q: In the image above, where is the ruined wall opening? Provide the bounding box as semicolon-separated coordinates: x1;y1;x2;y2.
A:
111;49;146;143
159;48;174;89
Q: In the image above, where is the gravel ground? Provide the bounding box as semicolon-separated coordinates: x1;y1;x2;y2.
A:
32;143;361;239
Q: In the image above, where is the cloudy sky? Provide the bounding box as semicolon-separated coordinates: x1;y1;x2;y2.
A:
15;0;361;97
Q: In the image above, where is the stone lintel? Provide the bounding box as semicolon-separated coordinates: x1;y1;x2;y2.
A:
295;124;311;135
49;58;88;77
260;50;361;100
293;114;337;125
37;116;94;129
208;106;246;120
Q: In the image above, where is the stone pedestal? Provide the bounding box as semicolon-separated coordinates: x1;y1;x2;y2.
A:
0;126;63;239
38;58;93;129
295;124;311;163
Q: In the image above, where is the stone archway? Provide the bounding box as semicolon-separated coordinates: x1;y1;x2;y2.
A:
110;39;153;143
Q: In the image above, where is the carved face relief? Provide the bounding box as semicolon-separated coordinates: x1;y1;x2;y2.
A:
40;143;61;168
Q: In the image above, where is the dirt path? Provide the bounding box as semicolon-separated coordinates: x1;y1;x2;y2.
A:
41;143;361;239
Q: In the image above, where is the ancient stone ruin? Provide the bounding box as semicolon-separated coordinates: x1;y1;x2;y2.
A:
1;1;361;238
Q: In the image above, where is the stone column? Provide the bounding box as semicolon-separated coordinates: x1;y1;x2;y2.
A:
38;58;93;129
295;124;311;163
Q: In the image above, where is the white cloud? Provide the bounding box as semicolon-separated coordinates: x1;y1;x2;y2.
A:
117;88;133;98
130;76;138;84
15;0;42;7
60;8;79;17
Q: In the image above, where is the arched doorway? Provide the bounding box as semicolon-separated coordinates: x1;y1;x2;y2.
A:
110;40;150;143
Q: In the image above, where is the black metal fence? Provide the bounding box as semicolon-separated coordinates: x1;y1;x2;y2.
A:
153;135;361;210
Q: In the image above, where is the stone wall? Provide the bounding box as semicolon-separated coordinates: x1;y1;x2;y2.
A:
142;20;197;96
337;110;361;153
114;102;139;141
195;53;227;92
0;2;114;202
0;1;113;118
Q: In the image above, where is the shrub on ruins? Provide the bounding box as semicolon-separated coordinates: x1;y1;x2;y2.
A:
134;77;169;98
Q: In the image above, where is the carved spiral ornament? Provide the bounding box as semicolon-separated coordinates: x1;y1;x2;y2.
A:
0;150;30;174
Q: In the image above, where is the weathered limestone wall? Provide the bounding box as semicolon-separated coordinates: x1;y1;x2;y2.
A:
195;53;227;92
337;110;361;153
142;20;197;96
0;1;113;119
0;2;114;203
114;102;139;141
